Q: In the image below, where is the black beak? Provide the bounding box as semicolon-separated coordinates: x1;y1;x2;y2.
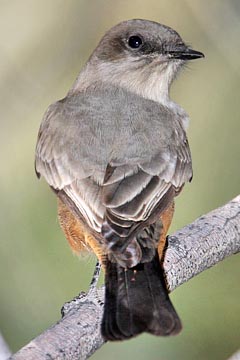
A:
167;47;204;60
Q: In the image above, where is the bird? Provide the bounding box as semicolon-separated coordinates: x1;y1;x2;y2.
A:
35;19;204;341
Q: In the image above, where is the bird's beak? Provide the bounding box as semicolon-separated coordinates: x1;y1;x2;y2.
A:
167;47;204;60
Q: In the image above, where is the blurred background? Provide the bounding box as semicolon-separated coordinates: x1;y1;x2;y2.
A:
0;0;239;359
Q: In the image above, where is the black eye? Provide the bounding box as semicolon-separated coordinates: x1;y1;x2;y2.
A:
128;35;143;49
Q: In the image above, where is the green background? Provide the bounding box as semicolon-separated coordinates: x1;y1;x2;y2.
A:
0;1;239;359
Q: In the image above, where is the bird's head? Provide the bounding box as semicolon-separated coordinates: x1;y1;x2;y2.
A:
76;19;204;103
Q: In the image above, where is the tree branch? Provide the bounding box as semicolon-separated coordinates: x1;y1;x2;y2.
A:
9;195;240;360
0;333;11;360
228;350;240;360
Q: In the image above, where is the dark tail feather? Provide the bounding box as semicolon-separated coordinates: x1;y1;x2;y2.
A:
101;252;182;341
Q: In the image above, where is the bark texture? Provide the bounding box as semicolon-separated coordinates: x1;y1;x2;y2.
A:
9;195;240;360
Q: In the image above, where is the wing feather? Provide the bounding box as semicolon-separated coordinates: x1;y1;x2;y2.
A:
35;89;192;261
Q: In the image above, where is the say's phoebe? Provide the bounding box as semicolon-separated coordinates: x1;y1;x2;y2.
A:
35;19;204;341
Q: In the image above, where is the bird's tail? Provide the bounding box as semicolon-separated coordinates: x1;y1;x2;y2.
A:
101;252;182;341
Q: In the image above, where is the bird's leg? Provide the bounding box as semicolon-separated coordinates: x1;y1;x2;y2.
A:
61;260;102;317
89;260;101;295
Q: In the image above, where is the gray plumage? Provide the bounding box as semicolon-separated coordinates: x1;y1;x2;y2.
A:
35;19;203;267
35;83;192;264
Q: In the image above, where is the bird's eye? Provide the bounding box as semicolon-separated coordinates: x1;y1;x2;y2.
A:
128;35;143;49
